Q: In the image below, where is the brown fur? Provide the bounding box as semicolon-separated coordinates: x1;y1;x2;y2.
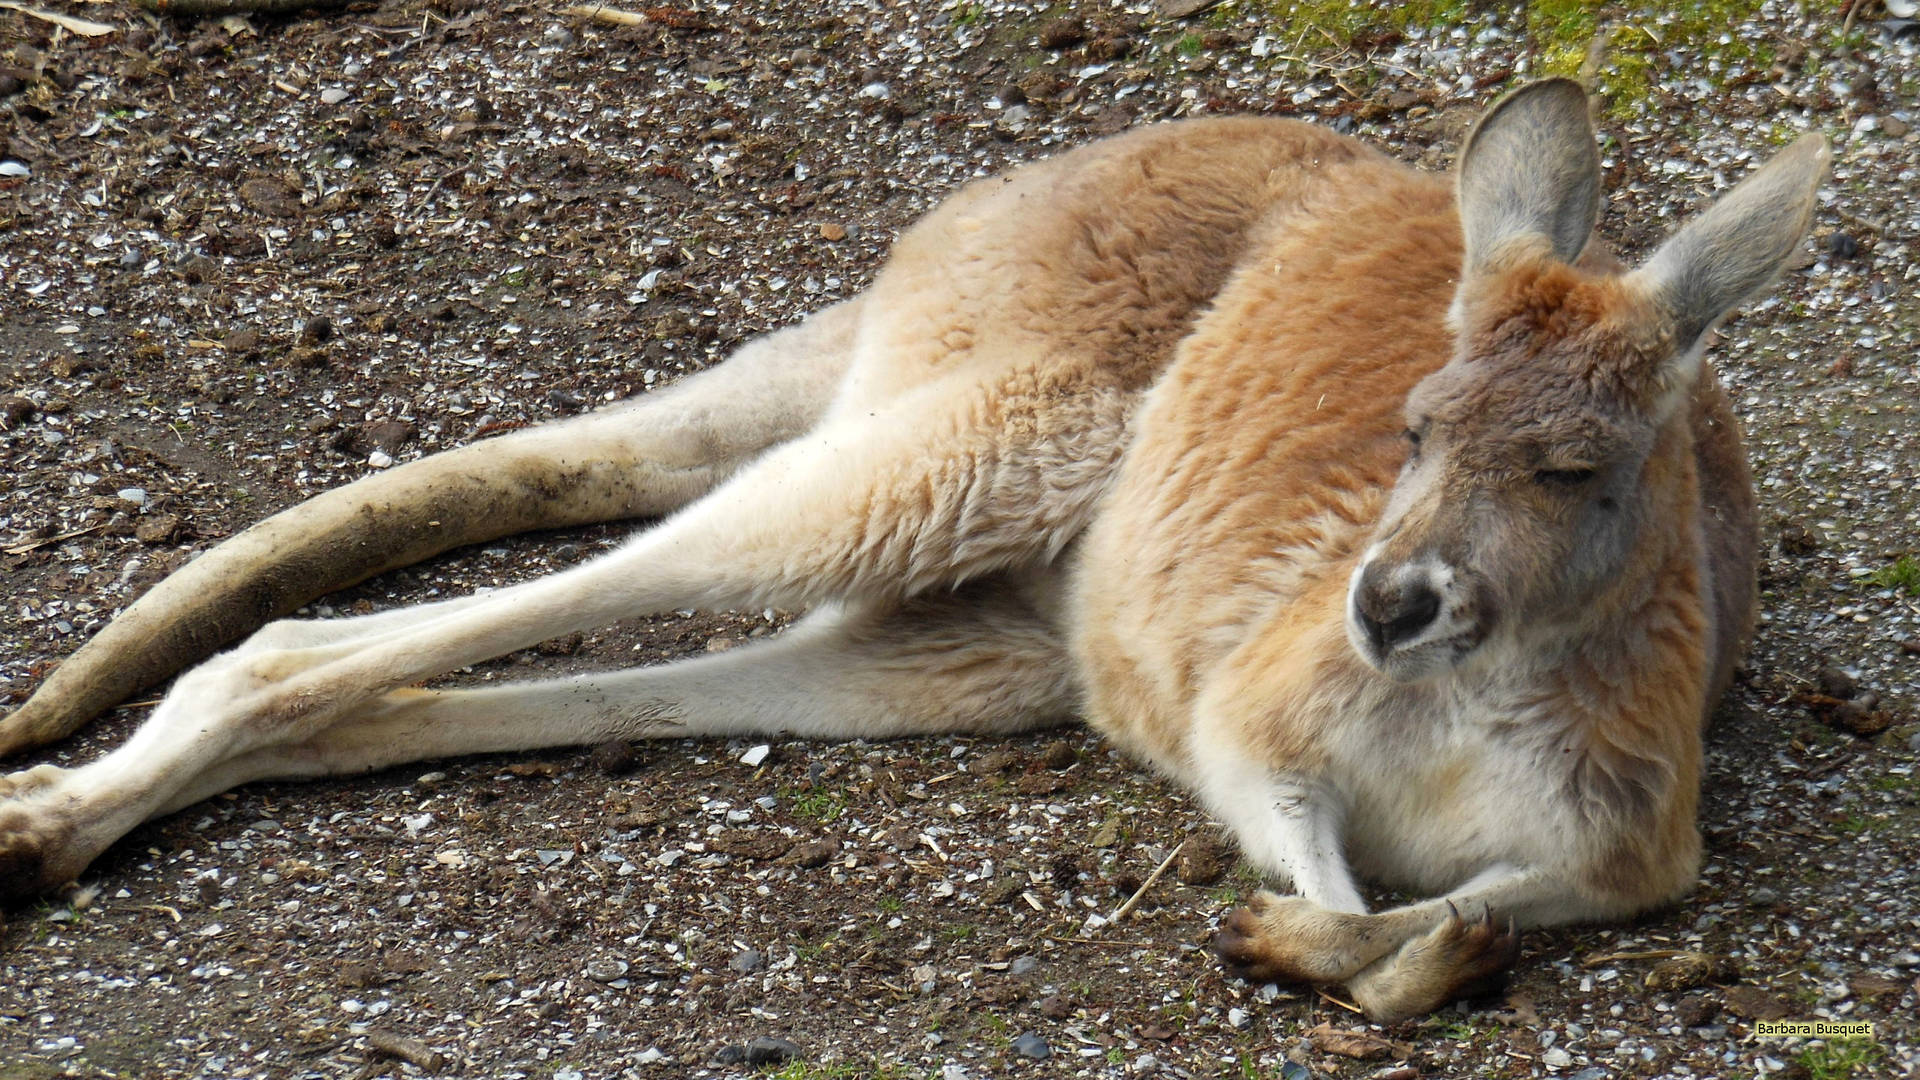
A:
0;82;1826;1022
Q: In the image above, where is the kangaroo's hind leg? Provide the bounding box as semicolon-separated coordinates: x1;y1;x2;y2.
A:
153;572;1078;813
0;363;1129;895
0;298;863;756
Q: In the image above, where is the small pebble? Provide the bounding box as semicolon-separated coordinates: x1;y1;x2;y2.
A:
591;741;641;776
1011;1032;1050;1060
320;87;349;105
584;958;629;982
729;948;765;973
743;1036;802;1065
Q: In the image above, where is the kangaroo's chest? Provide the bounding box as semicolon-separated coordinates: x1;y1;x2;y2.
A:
1327;683;1590;894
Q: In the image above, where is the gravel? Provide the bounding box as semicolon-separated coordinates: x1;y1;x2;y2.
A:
2;0;1917;1077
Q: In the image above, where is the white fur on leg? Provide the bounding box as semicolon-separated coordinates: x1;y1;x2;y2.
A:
1188;728;1366;914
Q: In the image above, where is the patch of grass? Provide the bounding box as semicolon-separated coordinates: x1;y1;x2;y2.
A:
1255;0;1474;47
877;893;904;914
787;787;845;822
795;932;840;962
1831;812;1871;836
1173;31;1206;57
1867;774;1918;795
950;0;985;27
1866;555;1920;596
1798;1038;1883;1080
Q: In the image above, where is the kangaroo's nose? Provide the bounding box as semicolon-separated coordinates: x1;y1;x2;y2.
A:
1355;567;1441;651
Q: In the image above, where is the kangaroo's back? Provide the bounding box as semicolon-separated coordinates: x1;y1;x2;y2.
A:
831;117;1396;413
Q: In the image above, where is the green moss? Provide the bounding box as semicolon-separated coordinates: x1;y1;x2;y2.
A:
1527;0;1777;118
1866;555;1920;596
1252;0;1780;119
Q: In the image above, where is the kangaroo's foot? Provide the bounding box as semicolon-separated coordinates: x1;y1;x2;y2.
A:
0;767;92;899
1213;891;1400;984
1345;904;1521;1022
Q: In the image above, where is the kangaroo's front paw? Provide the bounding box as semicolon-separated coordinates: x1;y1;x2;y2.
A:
1345;905;1521;1022
1214;891;1395;985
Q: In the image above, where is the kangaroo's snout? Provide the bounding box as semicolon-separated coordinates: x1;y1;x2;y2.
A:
1346;551;1486;680
1354;566;1441;652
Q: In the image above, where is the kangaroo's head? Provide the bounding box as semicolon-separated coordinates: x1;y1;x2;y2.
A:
1348;79;1828;682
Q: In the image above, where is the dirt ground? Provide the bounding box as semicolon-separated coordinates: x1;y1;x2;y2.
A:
1;1;1917;1078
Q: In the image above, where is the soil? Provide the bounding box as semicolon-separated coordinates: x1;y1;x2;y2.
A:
1;2;1917;1078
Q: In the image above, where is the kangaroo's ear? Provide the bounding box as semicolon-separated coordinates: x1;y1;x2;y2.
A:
1630;133;1830;349
1457;78;1601;276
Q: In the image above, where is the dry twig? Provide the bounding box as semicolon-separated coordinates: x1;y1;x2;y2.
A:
1109;839;1185;923
0;3;114;35
366;1031;447;1073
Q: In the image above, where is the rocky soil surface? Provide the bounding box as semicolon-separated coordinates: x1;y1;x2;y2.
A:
1;1;1917;1078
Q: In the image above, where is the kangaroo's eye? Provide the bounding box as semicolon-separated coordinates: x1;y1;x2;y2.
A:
1403;428;1422;454
1534;468;1596;487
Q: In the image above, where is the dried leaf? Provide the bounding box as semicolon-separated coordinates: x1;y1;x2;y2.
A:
1305;1022;1412;1061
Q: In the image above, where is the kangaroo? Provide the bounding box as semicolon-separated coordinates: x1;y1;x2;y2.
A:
0;80;1825;1020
